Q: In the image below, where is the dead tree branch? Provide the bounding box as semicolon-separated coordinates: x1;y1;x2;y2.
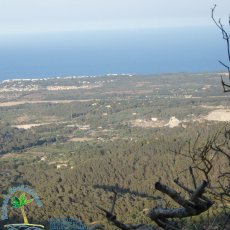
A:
211;4;230;92
181;133;217;185
98;128;230;229
148;180;213;230
97;180;212;230
189;167;197;189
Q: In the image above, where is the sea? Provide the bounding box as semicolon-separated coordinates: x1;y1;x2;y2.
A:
0;26;227;81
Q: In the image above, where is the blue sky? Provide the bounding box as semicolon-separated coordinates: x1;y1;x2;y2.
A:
0;0;230;34
0;0;229;78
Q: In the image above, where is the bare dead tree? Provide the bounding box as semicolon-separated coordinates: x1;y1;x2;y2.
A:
174;128;230;201
173;129;230;229
174;131;222;187
211;129;230;201
97;177;213;230
211;4;230;92
148;180;213;230
96;128;230;229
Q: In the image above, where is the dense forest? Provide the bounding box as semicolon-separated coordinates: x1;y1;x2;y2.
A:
0;124;58;155
0;74;229;229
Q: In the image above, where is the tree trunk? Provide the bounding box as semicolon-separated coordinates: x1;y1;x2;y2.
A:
21;206;28;224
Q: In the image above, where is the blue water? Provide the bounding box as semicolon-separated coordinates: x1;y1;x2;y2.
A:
0;27;227;80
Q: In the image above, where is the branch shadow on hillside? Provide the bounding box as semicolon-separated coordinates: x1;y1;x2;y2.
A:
93;184;160;200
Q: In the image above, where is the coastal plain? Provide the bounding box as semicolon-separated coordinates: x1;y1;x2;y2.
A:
0;73;229;229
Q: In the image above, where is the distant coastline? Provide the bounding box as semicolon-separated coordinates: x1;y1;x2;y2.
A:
0;71;225;84
0;27;225;81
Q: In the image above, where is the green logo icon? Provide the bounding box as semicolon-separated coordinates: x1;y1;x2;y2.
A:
2;185;44;229
11;193;34;225
2;185;89;229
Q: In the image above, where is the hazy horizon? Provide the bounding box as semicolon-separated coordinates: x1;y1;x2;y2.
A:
0;0;230;80
0;26;228;80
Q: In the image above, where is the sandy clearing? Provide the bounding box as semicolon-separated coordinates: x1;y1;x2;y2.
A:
15;115;58;124
68;137;94;142
48;160;68;165
131;109;230;129
207;96;229;98
15;114;31;123
130;119;166;128
46;84;102;91
12;123;51;129
0;153;21;159
131;117;181;128
204;109;230;122
0;101;27;107
201;105;228;109
0;99;95;107
104;90;153;95
165;116;181;128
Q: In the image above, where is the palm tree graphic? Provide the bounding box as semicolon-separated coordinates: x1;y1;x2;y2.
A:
11;193;33;224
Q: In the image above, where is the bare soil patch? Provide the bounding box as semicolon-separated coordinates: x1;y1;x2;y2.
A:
12;123;51;129
0;153;21;159
68;137;94;142
0;99;94;107
15;114;31;123
204;109;230;122
130;119;166;128
201;105;227;109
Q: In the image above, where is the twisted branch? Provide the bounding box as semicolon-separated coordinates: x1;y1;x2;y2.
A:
211;4;230;92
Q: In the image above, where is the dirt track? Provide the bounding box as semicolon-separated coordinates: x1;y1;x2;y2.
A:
0;99;94;107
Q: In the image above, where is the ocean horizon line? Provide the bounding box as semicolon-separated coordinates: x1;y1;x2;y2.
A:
0;70;225;83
